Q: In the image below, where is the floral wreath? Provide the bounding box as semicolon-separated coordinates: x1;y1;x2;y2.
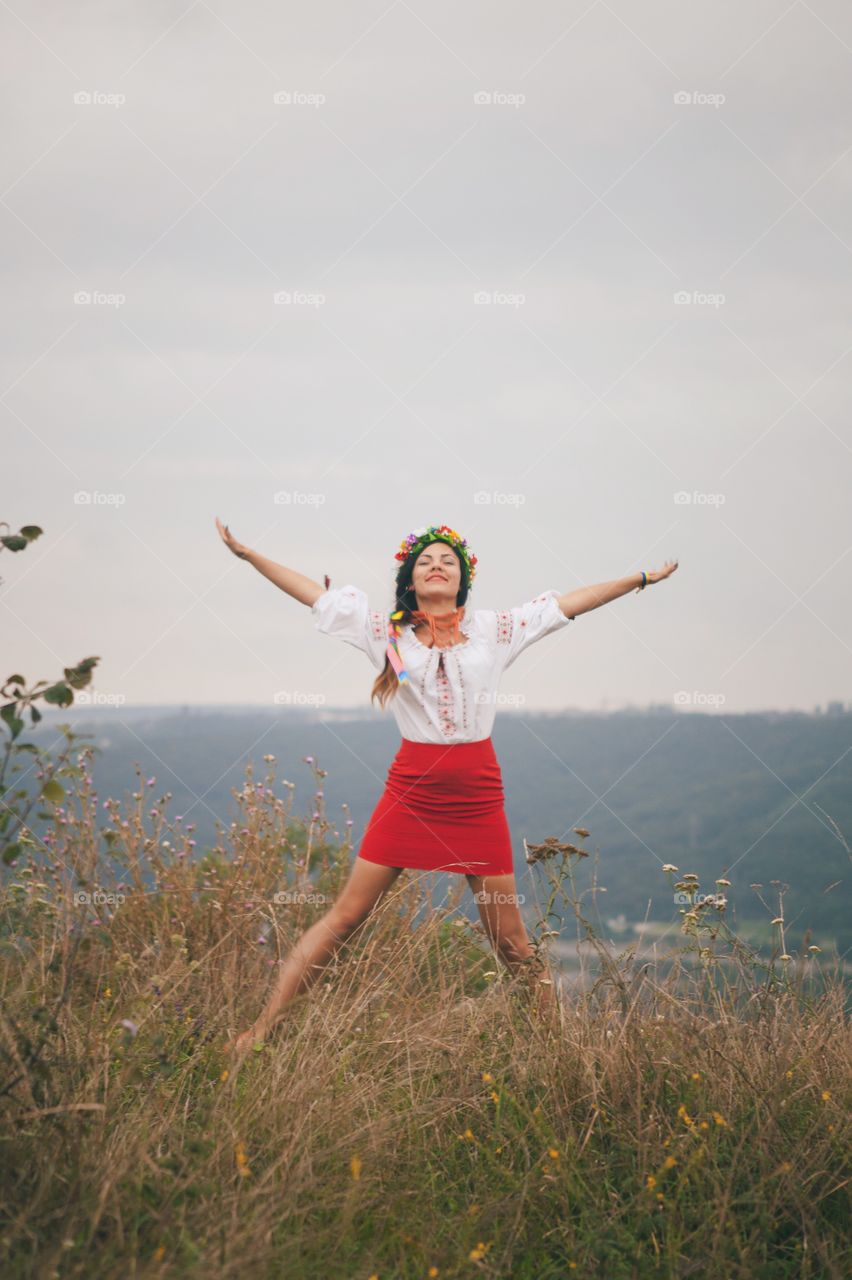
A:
394;523;478;587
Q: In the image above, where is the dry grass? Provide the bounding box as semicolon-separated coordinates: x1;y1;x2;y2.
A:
0;749;849;1279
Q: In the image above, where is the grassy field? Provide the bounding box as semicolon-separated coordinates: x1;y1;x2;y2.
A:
1;750;850;1279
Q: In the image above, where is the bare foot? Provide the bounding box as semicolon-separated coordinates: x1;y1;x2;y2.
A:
223;1026;266;1058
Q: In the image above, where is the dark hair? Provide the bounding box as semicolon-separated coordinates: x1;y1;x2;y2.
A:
371;540;470;709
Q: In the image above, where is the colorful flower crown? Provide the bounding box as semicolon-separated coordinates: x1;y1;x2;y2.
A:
394;523;478;586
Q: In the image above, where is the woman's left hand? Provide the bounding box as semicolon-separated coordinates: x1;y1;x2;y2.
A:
646;559;679;585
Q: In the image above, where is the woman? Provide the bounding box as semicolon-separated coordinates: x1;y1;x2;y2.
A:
216;517;678;1054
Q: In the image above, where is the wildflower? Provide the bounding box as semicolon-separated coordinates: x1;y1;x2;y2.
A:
662;863;679;873
821;1090;831;1102
699;1121;709;1130
350;1155;362;1180
646;1174;657;1189
467;1204;480;1217
712;1111;727;1126
663;1155;677;1169
481;1071;493;1083
779;954;792;962
690;1071;701;1080
235;1141;251;1177
153;1246;166;1262
220;1069;229;1083
771;917;784;925
780;1161;793;1173
469;1242;490;1261
715;877;731;886
461;1128;475;1141
490;1091;499;1103
120;1019;138;1037
682;873;699;882
547;1148;559;1159
573;827;590;838
103;987;112;999
428;1269;439;1277
146;777;156;787
677;1104;694;1127
808;945;821;953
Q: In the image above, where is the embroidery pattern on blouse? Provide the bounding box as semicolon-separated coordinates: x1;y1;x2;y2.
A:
453;651;470;738
496;610;513;644
435;653;456;737
369;610;385;641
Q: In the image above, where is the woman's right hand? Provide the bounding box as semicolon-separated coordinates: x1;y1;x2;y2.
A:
215;516;251;561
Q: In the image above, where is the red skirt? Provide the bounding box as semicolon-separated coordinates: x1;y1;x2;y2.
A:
357;737;515;876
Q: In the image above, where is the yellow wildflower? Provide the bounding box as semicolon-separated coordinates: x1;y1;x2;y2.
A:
677;1104;694;1127
461;1128;475;1141
153;1245;166;1262
481;1071;493;1083
490;1091;499;1103
690;1072;701;1080
548;1148;559;1159
712;1112;727;1126
699;1121;709;1130
350;1155;362;1180
235;1141;251;1177
821;1090;831;1102
663;1155;677;1169
428;1269;439;1278
103;988;112;999
646;1174;657;1189
219;1069;229;1083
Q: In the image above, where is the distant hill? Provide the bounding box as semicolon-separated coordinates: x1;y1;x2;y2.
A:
32;705;852;956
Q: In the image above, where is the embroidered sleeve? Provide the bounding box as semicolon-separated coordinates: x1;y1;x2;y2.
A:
496;589;574;670
311;584;388;671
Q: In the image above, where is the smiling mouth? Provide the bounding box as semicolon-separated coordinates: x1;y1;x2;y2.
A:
427;575;447;581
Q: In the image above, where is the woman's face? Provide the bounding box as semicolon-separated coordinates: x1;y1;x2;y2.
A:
410;542;462;604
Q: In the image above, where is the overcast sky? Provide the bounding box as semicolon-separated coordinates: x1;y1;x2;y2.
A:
3;0;851;715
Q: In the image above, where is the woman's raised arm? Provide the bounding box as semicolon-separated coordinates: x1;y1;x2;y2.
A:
557;559;678;618
215;517;326;607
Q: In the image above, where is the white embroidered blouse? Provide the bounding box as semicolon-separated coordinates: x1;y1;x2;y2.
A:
311;584;574;744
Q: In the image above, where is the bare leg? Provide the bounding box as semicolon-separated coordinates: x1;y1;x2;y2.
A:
226;858;403;1055
465;872;557;1018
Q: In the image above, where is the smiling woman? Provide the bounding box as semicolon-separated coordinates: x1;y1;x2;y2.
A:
215;515;678;1053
